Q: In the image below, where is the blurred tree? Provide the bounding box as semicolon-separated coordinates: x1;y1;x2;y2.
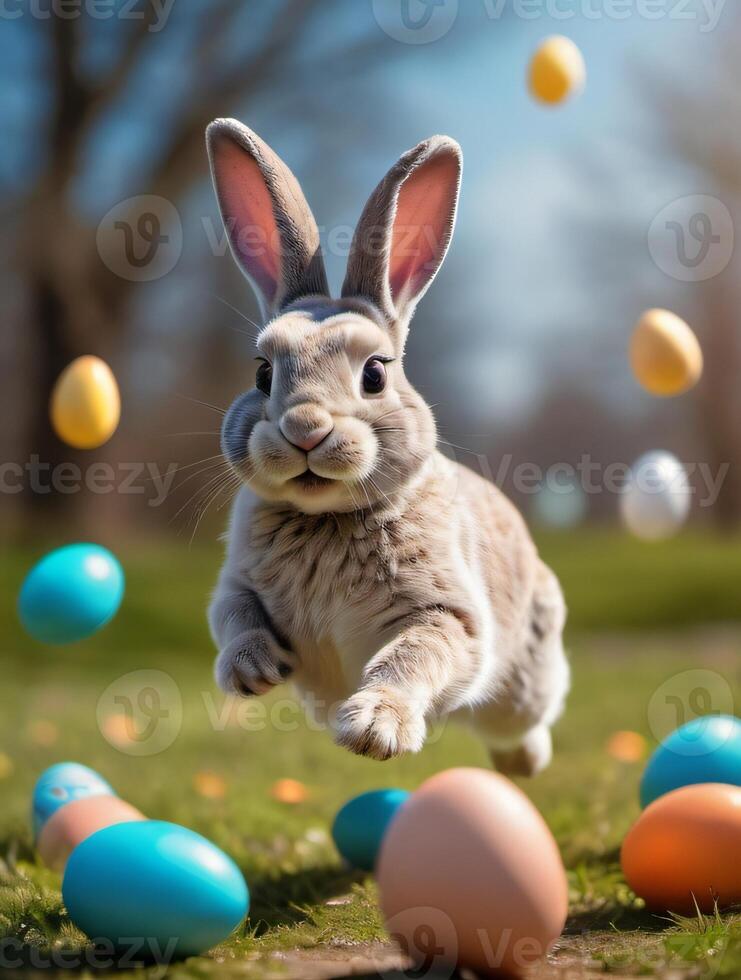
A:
4;0;389;528
654;13;741;527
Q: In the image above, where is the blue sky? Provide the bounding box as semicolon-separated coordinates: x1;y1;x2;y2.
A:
327;1;732;425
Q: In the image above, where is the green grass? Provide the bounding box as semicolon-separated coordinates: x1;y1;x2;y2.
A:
0;531;740;977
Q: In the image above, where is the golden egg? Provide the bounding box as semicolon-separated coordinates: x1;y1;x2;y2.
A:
50;356;121;449
630;309;703;397
529;36;586;106
621;783;741;913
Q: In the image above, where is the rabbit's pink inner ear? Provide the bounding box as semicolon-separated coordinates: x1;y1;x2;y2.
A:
212;139;281;306
388;151;460;306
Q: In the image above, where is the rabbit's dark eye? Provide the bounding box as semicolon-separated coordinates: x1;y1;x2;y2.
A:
362;358;387;394
255;360;272;396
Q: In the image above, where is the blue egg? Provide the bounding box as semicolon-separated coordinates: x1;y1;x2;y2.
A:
641;715;741;808
332;788;410;871
32;762;114;838
63;821;249;958
19;544;124;644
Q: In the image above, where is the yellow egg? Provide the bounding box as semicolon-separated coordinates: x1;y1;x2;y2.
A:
529;36;586;106
50;356;121;449
630;309;703;397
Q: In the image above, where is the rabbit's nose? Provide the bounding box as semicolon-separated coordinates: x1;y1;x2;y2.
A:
279;407;334;452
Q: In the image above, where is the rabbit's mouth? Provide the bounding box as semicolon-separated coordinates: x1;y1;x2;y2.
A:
291;470;336;492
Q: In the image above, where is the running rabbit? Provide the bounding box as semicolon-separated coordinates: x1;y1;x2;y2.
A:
206;118;568;775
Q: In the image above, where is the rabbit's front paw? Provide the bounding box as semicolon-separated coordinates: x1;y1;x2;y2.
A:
214;629;293;697
334;687;426;761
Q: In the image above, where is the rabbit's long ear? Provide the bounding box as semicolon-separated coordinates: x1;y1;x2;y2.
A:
207;118;329;321
342;136;462;329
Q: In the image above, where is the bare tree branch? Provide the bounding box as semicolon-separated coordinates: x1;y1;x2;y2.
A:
48;13;90;171
148;0;319;200
86;2;159;118
144;0;396;203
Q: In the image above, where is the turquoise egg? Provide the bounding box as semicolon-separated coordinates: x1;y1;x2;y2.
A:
19;544;124;644
641;714;741;807
332;789;410;871
62;821;249;958
32;762;114;838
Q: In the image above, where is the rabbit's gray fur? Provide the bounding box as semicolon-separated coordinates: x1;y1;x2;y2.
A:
206;119;568;773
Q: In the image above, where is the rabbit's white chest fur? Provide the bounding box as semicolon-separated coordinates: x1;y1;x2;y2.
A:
241;455;498;706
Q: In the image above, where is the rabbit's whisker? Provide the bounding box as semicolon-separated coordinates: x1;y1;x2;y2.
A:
163;431;221;438
167;458;231;497
176;394;227;416
357;477;374;512
376;449;404;476
188;471;243;547
373;407;406;426
216;475;245;512
168;453;228;476
213;294;261;335
139;453;227;488
365;474;394;510
170;464;232;527
437;438;483;456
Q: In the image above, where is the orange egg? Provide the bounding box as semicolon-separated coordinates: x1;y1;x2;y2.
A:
607;730;646;763
621;783;741;913
193;771;228;800
270;778;309;804
377;769;568;978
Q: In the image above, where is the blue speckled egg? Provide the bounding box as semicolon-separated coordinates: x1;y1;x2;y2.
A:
19;544;124;644
62;821;249;958
32;762;114;838
641;714;741;807
332;789;410;871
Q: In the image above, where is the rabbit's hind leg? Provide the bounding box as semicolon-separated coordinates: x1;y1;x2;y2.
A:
490;628;569;777
490;724;553;777
473;569;570;777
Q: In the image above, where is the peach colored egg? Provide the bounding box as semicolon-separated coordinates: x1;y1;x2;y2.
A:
621;783;741;913
50;355;121;449
377;768;568;978
630;309;703;397
36;796;145;872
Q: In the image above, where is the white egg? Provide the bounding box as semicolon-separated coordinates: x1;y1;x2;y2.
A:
620;451;691;541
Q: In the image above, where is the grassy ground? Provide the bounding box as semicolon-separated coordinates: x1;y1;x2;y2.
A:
1;530;740;978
